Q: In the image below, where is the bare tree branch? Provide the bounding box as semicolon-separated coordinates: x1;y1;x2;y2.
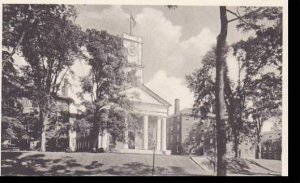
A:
228;17;240;23
226;9;248;25
52;66;70;95
3;16;39;67
3;31;26;65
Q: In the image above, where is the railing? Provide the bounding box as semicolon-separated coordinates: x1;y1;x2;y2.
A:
76;136;94;152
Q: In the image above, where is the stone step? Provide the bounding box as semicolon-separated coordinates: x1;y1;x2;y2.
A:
6;147;20;151
109;148;171;155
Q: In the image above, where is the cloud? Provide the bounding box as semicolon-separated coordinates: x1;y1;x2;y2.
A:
133;8;216;82
76;5;129;36
76;6;217;83
145;70;194;114
73;6;220;113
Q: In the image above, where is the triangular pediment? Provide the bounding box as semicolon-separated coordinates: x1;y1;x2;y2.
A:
124;84;171;107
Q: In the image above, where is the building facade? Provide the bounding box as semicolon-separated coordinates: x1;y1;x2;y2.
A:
70;33;172;155
239;131;282;160
260;131;281;160
166;99;217;155
166;98;282;160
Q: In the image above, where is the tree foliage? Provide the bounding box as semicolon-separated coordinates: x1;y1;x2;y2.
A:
1;116;27;141
186;7;282;161
78;29;137;149
186;48;216;117
2;4;84;151
233;7;282;158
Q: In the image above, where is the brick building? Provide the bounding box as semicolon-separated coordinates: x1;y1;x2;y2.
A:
166;99;281;159
239;130;282;160
166;99;217;155
260;131;281;160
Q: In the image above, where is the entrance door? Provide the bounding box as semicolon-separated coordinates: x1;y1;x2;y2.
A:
128;131;135;149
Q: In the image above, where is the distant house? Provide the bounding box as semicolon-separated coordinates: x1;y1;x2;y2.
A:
18;84;73;151
260;131;282;160
20;83;72;115
239;131;282;160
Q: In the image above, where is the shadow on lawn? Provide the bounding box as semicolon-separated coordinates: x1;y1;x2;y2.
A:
86;162;192;176
1;152;102;176
227;158;281;176
1;152;194;176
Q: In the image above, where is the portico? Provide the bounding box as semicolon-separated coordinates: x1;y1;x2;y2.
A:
121;115;168;153
106;83;171;154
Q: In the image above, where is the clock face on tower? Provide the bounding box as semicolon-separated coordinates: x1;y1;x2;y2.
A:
127;43;137;57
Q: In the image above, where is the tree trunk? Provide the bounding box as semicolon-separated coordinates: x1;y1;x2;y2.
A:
224;64;239;158
226;94;239;158
233;128;239;158
91;123;99;152
227;104;239;158
255;136;261;159
41;128;46;152
233;115;241;158
40;111;49;152
215;6;228;176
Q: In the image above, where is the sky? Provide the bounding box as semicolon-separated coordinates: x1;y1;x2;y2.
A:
11;5;273;131
69;5;251;114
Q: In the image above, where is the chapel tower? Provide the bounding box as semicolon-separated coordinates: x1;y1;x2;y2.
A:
122;33;144;83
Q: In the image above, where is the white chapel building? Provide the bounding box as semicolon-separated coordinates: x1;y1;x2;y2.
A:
69;33;171;155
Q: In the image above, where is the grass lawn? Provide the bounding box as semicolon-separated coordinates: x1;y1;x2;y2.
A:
1;151;210;176
1;151;281;176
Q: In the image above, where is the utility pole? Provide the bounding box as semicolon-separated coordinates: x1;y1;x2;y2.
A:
214;123;217;175
152;140;156;176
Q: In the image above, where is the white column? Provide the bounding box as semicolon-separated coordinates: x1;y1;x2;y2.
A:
161;117;167;151
143;115;149;150
124;117;129;149
101;130;108;150
156;118;162;151
69;118;76;152
69;129;77;152
98;134;102;148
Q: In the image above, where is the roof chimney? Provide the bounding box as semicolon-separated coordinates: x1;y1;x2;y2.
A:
174;99;180;114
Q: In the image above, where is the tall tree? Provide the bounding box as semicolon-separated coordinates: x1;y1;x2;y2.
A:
244;73;282;158
232;7;282;159
187;46;246;159
187;7;282;164
3;4;84;151
214;6;228;176
79;29;136;151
